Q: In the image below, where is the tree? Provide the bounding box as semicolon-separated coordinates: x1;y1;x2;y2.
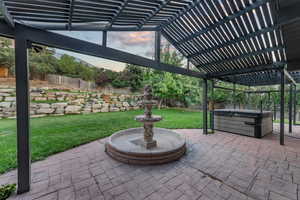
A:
143;43;201;108
56;54;78;76
0;37;15;76
76;62;96;81
95;68;119;86
29;48;58;80
121;64;144;92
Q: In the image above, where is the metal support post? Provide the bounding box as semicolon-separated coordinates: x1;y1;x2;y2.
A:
294;86;297;125
233;83;236;109
211;80;214;132
280;69;285;145
203;79;208;135
15;30;31;193
155;31;161;62
289;84;293;133
102;31;107;47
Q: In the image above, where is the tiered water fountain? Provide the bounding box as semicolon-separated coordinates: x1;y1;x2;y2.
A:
105;85;186;164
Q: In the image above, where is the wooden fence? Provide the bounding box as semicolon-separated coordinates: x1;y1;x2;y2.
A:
46;74;96;90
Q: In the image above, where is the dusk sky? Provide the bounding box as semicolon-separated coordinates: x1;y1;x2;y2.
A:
54;31;167;72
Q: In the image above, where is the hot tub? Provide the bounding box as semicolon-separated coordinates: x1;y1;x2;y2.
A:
213;109;273;138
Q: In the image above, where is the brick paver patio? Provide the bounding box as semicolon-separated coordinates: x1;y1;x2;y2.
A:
274;123;300;139
1;129;300;200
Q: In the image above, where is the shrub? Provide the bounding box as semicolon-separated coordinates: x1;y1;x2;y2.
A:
0;184;16;200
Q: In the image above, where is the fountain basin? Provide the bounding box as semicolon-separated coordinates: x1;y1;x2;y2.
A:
135;115;162;123
105;127;186;164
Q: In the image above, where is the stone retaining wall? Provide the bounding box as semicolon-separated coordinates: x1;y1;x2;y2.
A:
0;88;142;119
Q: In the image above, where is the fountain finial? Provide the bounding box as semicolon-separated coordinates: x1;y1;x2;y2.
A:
144;85;153;100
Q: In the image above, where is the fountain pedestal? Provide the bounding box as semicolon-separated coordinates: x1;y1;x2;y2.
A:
134;115;161;149
105;85;186;165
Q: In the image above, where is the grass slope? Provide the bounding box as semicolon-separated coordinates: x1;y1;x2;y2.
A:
0;109;203;174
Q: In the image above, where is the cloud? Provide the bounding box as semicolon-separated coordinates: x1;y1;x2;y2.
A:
108;31;154;59
53;30;160;70
109;31;154;47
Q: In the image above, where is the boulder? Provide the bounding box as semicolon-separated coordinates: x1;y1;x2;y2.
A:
130;101;138;107
92;104;102;109
0;93;11;97
30;93;43;97
56;97;65;101
2;107;15;112
102;95;111;103
5;97;16;102
0;102;11;108
110;107;120;112
119;95;126;101
36;108;55;114
70;99;85;105
38;103;51;108
101;103;109;112
0;89;15;93
115;102;122;108
102;103;110;108
30;103;39;109
54;109;65;114
52;103;68;109
122;102;130;107
83;106;92;113
47;97;57;101
91;98;99;103
65;105;81;114
30;111;36;115
34;97;47;101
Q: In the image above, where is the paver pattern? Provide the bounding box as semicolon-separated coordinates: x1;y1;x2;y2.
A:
1;129;300;200
273;123;300;138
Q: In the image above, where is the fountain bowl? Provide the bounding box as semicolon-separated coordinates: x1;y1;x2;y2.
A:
105;127;186;165
135;115;162;123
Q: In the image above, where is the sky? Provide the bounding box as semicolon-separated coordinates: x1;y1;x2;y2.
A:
54;31;157;72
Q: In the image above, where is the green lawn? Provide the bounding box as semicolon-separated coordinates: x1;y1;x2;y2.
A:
0;108;204;174
274;119;300;124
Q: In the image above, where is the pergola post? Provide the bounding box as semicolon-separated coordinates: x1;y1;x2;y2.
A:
211;80;214;132
293;85;297;125
155;31;161;62
289;84;293;133
268;92;271;110
203;79;208;135
274;99;277;121
280;69;285;145
102;31;107;47
233;83;236;109
15;31;31;193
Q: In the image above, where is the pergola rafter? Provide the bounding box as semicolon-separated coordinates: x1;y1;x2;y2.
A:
106;0;129;29
1;0;14;27
137;0;171;29
175;0;270;46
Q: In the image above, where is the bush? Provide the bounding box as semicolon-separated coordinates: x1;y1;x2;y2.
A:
0;184;16;200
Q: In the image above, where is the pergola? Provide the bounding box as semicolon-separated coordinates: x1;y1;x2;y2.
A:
1;0;300;194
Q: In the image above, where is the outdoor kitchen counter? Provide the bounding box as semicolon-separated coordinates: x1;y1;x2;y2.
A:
214;109;273;138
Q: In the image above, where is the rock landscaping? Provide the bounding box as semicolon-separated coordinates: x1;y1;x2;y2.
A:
0;87;142;119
